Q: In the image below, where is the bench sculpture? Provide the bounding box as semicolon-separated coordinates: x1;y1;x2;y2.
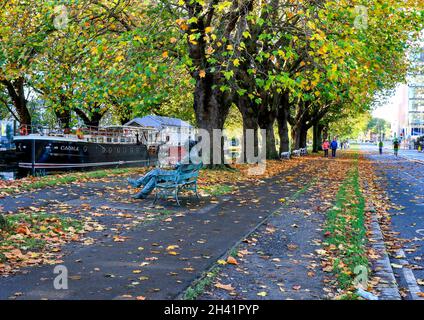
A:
280;152;291;160
300;148;308;156
153;162;203;206
292;149;301;157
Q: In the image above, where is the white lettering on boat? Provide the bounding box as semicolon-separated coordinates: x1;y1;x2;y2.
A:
60;145;79;152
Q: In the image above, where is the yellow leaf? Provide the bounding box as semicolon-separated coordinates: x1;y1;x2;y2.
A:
257;291;267;297
199;70;206;78
162;51;169;58
205;26;213;33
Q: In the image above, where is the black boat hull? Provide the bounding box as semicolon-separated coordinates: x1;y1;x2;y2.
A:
14;138;158;171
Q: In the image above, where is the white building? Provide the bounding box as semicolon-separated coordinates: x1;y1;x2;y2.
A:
125;115;195;146
390;47;424;142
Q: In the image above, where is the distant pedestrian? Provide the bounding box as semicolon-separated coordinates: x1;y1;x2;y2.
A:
322;139;330;157
378;140;383;155
393;139;399;157
340;141;344;150
330;138;338;158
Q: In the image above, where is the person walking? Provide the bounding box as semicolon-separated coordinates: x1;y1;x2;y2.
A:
393;139;399;157
330;138;338;158
378;140;383;155
322;139;330;157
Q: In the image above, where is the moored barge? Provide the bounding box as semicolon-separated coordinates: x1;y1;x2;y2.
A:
13;125;162;172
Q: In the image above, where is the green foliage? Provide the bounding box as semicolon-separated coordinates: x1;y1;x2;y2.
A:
366;118;391;137
1;0;423;132
329;112;372;140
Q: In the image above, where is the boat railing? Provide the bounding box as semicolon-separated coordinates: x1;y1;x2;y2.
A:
15;124;161;145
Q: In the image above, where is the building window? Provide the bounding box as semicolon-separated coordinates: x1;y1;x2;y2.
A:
419;48;424;62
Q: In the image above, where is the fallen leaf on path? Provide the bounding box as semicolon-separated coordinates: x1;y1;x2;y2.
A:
215;282;234;291
227;256;238;265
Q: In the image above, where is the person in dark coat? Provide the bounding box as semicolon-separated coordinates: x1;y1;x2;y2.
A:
330;138;338;158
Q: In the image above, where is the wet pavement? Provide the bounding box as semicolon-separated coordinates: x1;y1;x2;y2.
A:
364;146;424;298
0;163;321;300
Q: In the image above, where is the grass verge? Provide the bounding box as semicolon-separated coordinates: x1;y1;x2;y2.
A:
0;212;83;253
183;266;221;300
1;167;147;194
324;155;367;294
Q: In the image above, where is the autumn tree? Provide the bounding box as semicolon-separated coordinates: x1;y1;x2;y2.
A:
0;1;59;125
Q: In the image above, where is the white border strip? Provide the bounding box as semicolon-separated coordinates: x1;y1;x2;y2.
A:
395;249;424;300
19;159;151;169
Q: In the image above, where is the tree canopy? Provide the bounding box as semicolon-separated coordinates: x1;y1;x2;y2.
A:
0;0;423;159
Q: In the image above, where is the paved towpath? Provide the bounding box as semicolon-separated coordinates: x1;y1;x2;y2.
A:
0;161;322;300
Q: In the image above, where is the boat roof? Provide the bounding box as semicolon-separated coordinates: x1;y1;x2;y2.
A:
125;115;193;129
103;125;157;130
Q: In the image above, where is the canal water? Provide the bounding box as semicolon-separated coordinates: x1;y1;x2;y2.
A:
0;169;21;181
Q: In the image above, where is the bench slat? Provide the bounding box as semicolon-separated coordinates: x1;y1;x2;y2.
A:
153;162;203;206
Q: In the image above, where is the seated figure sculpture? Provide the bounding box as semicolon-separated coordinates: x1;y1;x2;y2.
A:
128;140;199;199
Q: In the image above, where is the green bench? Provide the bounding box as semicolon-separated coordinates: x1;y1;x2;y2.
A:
153;162;203;206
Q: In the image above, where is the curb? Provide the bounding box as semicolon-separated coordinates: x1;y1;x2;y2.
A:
368;210;402;300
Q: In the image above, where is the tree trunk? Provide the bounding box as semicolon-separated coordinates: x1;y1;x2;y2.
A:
1;78;31;125
299;126;308;149
312;123;323;153
193;74;231;166
55;108;71;129
290;123;302;150
322;126;329;140
276;94;290;154
258;107;278;160
241;115;258;163
237;96;258;163
75;105;106;128
55;95;71;129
